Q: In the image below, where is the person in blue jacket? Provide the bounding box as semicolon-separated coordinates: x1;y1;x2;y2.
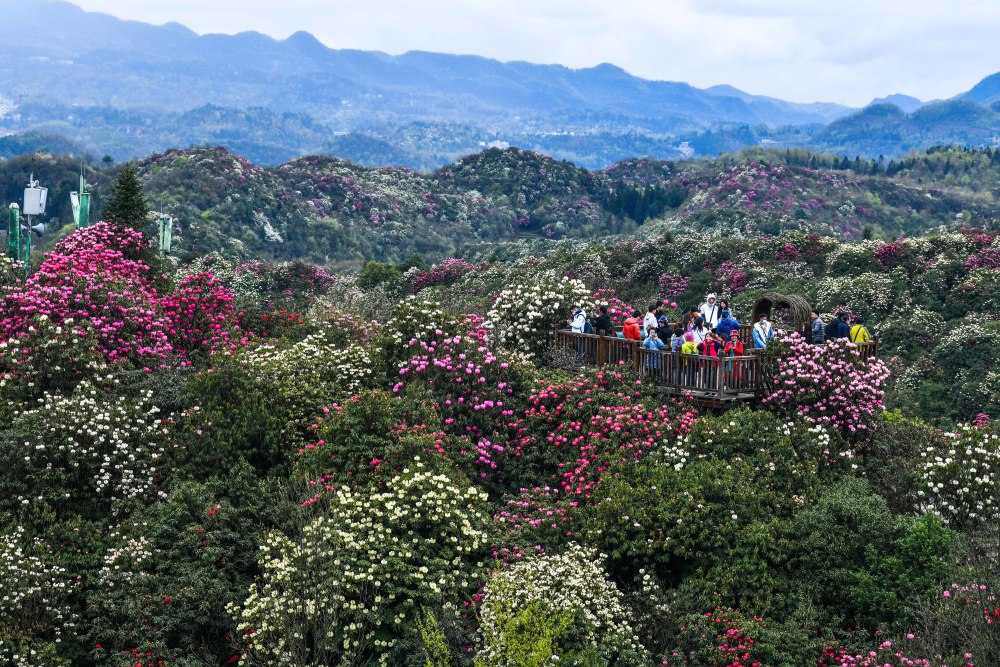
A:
752;313;775;349
716;309;740;341
643;327;665;369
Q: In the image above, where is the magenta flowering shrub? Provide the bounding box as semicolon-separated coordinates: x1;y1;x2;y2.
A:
392;331;524;476
160;271;243;355
657;272;691;298
774;242;800;260
964;247;1000;271
761;334;891;436
591;288;634;327
505;371;697;497
409;258;481;292
664;608;770;667
0;223;243;369
874;240;913;271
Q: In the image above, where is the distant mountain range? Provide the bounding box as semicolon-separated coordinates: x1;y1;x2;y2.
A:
0;0;999;169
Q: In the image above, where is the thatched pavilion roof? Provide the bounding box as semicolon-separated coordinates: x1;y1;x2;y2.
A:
751;292;812;329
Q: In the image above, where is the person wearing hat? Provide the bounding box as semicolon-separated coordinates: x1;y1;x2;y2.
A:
849;316;871;344
656;315;671;342
700;293;721;329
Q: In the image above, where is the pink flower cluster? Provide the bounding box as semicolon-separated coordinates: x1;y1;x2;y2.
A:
875;241;909;270
394;331;518;477
159;272;242;354
761;334;891;435
0;222;242;364
410;258;481;292
774;243;801;260
508;372;697;497
657;272;692;298
964;248;1000;272
715;261;750;295
591;289;633;327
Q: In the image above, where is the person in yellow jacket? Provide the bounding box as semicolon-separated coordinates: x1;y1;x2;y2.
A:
849;316;871;344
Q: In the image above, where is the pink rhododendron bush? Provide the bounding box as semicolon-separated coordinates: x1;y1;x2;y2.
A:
761;334;891;436
0;223;243;383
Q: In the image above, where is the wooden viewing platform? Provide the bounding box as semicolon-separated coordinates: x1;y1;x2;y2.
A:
554;329;880;410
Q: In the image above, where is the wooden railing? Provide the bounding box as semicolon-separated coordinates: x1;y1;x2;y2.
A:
555;329;879;403
554;330;762;403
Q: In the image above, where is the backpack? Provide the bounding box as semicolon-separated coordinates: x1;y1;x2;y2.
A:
824;319;839;340
583;320;593;334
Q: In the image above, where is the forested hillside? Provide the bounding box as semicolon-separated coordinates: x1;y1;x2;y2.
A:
3;145;998;267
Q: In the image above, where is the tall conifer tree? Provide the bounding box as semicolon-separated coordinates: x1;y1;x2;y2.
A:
102;163;149;231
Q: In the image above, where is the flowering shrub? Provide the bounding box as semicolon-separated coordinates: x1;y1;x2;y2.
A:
410;257;481;292
230;461;489;666
477;544;646;666
665;608;771;667
0;526;76;667
0;315;105;401
0;380;170;520
591;288;634;328
0;223;243;368
505;371;697;497
485;273;590;362
918;422;999;528
657;272;692;298
393;328;525;468
160;271;243;356
761;334;891;436
815;272;899;316
964;247;1000;271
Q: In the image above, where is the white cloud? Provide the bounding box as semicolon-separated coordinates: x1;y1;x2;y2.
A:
69;0;1000;106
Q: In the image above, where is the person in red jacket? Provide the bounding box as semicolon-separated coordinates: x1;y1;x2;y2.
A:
623;310;643;341
724;328;745;390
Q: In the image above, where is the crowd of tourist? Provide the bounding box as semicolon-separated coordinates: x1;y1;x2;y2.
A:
570;293;873;360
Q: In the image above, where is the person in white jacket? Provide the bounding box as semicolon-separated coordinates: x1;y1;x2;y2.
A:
642;304;659;338
700;294;721;330
570;304;587;333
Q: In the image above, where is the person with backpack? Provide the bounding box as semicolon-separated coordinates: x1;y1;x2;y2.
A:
834;312;851;340
850;316;872;344
700;293;722;330
570;303;587;333
811;310;825;345
752;313;775;349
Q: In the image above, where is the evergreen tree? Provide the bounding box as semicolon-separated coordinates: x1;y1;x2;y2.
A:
102;162;149;231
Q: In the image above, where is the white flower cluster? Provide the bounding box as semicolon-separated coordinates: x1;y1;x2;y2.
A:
477;543;643;663
815;272;899;316
230;460;489;666
244;330;373;398
918;424;999;527
17;381;167;511
485;273;590;362
97;532;156;588
0;526;76;666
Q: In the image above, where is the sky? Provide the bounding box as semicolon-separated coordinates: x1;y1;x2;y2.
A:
70;0;1000;107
